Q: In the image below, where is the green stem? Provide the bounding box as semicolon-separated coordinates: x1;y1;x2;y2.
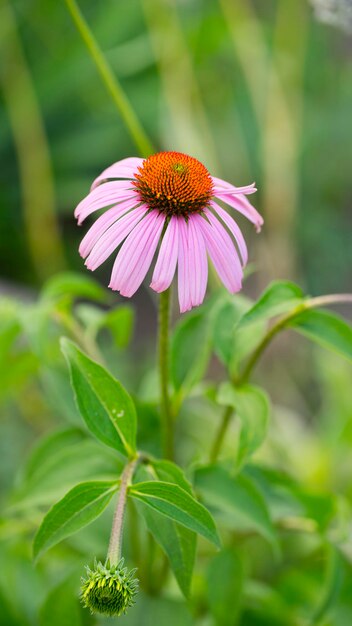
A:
209;406;233;464
240;293;352;384
107;457;138;566
64;0;154;158
158;288;174;459
209;293;352;462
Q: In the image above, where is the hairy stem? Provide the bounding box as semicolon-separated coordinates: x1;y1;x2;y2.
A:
64;0;154;158
209;293;352;462
107;457;138;566
158;288;174;459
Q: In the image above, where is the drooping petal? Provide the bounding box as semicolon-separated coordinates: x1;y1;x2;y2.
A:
209;201;248;265
91;157;143;190
187;215;208;307
85;205;148;271
211;175;257;195
79;197;139;259
150;217;179;293
75;181;137;224
194;212;242;293
177;218;192;313
214;191;264;232
109;211;165;297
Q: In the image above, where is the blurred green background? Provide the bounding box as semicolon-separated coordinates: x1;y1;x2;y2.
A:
1;1;352;625
1;0;351;293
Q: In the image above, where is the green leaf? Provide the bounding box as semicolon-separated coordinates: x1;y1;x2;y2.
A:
33;480;118;561
207;548;244;626
61;338;137;456
12;431;121;509
290;308;352;362
41;271;107;305
217;383;270;469
138;459;196;597
150;459;193;494
239;281;304;326
129;480;220;547
211;296;246;367
171;308;211;393
195;465;277;549
137;502;196;598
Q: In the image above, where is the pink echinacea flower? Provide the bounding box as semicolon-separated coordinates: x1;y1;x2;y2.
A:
75;151;263;312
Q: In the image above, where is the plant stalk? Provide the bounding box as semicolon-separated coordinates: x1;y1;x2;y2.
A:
158;288;174;460
64;0;154;158
107;457;138;566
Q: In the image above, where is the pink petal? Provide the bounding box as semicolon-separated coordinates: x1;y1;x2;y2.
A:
91;157;143;190
194;212;242;293
214;191;264;232
109;210;165;297
211;175;257;195
177;218;192;313
209;201;248;265
75;181;137;224
187;215;208;307
85;205;148;271
79;197;139;259
150;217;179;293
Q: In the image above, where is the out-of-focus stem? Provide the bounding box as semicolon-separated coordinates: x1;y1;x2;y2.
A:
64;0;154;158
158;288;174;460
0;0;66;280
209;405;233;464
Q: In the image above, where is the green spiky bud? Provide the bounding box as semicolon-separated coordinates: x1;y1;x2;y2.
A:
80;558;139;617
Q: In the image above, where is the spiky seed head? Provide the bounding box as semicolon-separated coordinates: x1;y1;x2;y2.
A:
80;558;138;617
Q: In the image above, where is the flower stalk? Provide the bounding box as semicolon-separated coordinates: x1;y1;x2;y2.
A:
158;288;174;460
107;457;138;565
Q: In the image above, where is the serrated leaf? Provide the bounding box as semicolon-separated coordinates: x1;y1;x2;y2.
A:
290;308;352;362
217;383;270;469
195;465;277;549
171;308;211;393
33;480;118;561
61;338;137;456
239;281;304;326
129;480;220;547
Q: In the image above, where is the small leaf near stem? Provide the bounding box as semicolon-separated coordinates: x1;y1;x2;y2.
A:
209;293;352;463
159;288;174;460
107;457;139;566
